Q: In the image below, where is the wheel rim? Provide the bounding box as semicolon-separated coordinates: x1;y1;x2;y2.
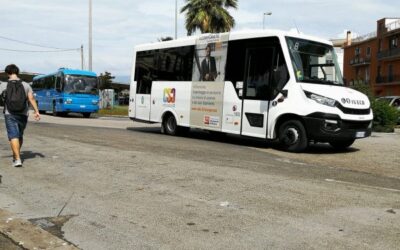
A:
166;116;176;132
283;127;299;145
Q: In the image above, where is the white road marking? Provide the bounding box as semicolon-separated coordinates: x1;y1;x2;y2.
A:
325;179;400;193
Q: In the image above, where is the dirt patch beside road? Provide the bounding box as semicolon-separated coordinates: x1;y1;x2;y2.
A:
260;129;400;179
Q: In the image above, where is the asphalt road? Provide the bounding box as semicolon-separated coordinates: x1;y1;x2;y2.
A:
0;114;399;249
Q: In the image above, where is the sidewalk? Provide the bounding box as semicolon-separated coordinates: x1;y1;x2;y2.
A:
0;209;78;250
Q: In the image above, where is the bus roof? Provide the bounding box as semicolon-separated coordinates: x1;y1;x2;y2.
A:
134;29;333;52
33;68;97;80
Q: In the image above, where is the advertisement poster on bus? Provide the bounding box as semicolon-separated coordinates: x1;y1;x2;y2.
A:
190;34;229;130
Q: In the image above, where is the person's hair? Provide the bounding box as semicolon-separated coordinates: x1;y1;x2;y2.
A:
5;64;19;75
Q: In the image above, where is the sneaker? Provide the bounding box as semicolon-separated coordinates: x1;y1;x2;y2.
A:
12;159;22;168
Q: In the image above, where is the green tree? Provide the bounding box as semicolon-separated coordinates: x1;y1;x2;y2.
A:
98;71;115;90
181;0;238;35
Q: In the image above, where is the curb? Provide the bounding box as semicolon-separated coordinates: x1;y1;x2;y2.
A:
0;209;78;250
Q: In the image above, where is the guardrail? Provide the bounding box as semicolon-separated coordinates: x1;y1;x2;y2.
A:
350;56;371;65
376;74;400;84
377;47;400;60
386;19;400;33
352;31;377;43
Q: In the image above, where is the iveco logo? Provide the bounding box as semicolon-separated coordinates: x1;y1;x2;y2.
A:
341;98;365;105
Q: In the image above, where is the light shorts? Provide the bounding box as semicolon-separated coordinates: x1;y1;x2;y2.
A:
4;114;28;140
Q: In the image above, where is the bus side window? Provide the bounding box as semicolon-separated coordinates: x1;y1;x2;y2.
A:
225;37;286;100
270;50;289;99
225;40;246;98
56;75;62;91
135;51;154;95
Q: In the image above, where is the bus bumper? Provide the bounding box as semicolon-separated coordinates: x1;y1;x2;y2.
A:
303;113;372;142
60;104;99;113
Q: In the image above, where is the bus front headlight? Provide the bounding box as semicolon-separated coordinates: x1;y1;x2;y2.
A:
92;100;99;105
305;91;336;107
65;98;73;104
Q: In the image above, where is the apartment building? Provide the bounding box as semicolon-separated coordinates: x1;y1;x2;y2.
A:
343;18;400;96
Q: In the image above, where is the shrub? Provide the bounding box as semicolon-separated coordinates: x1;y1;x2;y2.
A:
352;83;399;132
371;100;399;132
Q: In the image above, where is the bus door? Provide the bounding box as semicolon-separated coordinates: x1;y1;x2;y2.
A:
241;46;276;138
135;78;152;121
129;81;137;118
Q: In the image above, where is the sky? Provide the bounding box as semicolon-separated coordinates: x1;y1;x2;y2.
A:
1;0;399;82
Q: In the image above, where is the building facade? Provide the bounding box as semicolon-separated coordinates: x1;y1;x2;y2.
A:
343;18;400;96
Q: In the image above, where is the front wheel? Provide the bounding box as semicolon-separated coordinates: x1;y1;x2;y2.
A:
162;114;178;135
82;112;91;118
329;139;355;150
278;120;308;152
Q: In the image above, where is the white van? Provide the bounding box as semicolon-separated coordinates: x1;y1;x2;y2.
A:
129;30;373;152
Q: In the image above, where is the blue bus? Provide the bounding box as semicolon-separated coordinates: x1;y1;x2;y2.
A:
32;68;99;118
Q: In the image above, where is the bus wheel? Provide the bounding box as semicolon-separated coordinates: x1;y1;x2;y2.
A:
52;104;58;116
162;114;178;135
83;112;91;118
278;120;308;152
329;139;355;150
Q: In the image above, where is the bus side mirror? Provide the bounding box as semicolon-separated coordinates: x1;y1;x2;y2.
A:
280;89;288;98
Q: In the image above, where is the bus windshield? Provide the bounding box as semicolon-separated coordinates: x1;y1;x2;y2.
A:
64;75;98;94
286;37;343;86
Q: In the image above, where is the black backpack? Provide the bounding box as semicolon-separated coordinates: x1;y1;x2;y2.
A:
4;80;27;114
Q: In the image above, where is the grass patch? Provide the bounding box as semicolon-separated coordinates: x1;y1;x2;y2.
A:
97;105;128;116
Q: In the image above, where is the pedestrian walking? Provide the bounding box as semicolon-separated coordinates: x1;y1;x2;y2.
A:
0;64;40;167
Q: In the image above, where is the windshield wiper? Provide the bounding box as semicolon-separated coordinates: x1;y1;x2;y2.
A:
302;78;337;85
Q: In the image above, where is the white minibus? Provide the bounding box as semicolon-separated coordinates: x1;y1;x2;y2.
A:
129;30;373;152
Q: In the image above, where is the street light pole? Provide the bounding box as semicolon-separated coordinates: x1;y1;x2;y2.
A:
81;45;84;70
263;12;272;29
89;0;93;71
175;0;178;39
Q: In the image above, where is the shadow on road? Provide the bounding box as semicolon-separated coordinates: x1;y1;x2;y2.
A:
40;112;96;119
127;126;359;154
21;151;46;160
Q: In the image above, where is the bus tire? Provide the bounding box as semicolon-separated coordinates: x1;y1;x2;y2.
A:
162;114;178;136
37;102;44;114
83;112;91;118
52;103;59;116
278;120;308;152
329;139;355;150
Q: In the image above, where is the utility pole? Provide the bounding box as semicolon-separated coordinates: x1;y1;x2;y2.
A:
175;0;178;39
263;12;272;29
89;0;93;71
81;45;84;70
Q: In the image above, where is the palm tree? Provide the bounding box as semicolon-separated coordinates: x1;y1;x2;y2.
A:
181;0;238;35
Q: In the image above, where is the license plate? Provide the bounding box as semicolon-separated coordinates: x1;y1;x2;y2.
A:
356;131;366;138
80;105;86;108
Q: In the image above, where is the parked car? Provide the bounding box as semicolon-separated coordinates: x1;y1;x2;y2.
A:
377;96;400;124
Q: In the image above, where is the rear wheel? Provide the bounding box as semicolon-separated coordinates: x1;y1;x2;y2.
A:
162;114;178;135
329;139;355;150
37;102;45;114
278;120;308;152
52;103;59;116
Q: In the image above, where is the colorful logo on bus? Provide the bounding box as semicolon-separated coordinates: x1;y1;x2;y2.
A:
163;88;176;104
